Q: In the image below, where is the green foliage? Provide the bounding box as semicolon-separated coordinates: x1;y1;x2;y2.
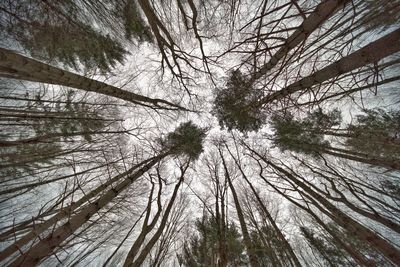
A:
306;108;341;130
0;141;63;177
32;90;106;142
17;22;126;73
300;226;350;266
349;109;399;134
180;216;246;267
123;0;153;42
0;0;127;72
213;70;266;133
270;109;340;155
163;121;206;159
249;230;272;266
346;109;400;159
249;225;293;266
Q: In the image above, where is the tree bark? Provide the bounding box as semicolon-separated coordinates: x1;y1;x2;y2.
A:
256;28;400;107
306;205;375;267
3;154;167;266
253;156;374;267
322;147;400;170
127;163;188;267
0;48;187;111
0;129;129;148
225;144;302;267
123;180;163;266
218;148;260;267
249;0;350;85
262;158;400;265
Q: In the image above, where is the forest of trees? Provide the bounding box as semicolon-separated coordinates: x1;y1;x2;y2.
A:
0;0;399;266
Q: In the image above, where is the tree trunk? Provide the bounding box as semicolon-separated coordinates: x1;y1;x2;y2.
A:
0;157;124;195
127;164;187;267
218;148;260;267
322;147;400;170
253;155;374;267
264;158;400;265
225;144;303;267
123;181;162;266
256;28;400;107
4;154;167;266
300;159;400;234
0;129;129;148
307;207;375;267
0;48;187;111
249;0;350;85
219;186;228;267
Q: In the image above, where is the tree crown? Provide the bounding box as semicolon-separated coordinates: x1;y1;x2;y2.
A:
213;70;265;133
163;121;206;159
270;109;341;155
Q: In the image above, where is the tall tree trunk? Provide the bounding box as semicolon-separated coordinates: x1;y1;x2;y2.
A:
306;207;374;267
300;159;400;234
249;0;350;85
127;163;188;267
5;154;167;266
219;183;228;267
252;154;374;267
225;144;303;267
0;157;124;195
262;157;400;265
0;48;187;111
123;180;163;266
322;147;400;170
218;148;260;267
256;28;400;107
0;129;129;148
298;142;400;170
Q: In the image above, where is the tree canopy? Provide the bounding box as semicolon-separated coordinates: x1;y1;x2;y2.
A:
0;0;399;266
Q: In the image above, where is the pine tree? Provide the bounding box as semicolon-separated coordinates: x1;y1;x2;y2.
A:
5;122;205;266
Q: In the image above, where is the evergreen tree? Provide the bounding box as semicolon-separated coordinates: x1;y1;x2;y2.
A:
213;70;265;132
1;0;127;72
180;216;245;267
122;0;153;42
346;109;400;160
162;121;207;159
213;29;400;132
4;121;206;266
269;109;339;156
300;226;350;266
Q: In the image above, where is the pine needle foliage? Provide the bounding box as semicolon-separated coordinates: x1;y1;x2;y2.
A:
123;0;153;42
270;109;341;155
17;22;126;73
163;121;206;159
180;216;245;266
346;109;400;159
213;70;265;133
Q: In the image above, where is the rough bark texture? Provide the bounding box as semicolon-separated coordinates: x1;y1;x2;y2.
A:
249;0;350;85
7;154;166;266
257;28;400;106
264;159;400;265
219;149;260;267
0;48;187;111
128;165;187;267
